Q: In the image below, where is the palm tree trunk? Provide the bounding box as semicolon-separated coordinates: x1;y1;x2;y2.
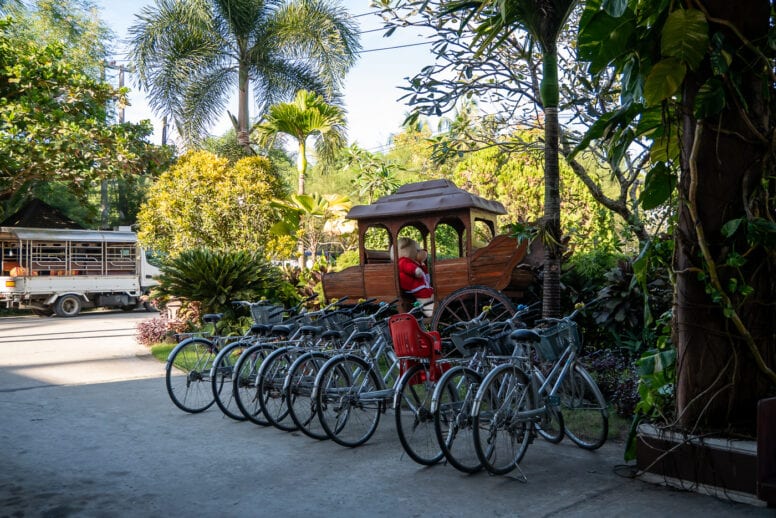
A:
297;139;308;268
237;62;251;151
541;46;562;319
297;140;307;196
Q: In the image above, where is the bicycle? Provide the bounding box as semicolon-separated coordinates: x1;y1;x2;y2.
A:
471;301;609;476
310;305;410;448
165;296;316;415
430;303;549;473
284;300;398;440
244;297;358;429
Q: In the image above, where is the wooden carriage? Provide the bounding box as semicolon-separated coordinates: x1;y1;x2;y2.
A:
322;180;540;332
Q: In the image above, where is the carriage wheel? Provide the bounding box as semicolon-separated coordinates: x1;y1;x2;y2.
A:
430;285;516;338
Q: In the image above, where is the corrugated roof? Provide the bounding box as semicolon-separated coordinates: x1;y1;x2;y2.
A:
0;227;137;243
347;179;507;220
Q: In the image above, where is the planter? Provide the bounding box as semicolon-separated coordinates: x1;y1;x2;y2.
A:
636;423;761;505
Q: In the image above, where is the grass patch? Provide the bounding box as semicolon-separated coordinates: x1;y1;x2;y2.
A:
150;342;174;362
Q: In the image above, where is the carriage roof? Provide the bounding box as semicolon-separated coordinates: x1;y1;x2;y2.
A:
346;179;507;221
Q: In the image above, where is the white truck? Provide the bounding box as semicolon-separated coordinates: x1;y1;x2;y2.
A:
0;226;160;317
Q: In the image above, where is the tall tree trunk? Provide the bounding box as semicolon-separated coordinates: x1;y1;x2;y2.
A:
675;0;775;432
297;139;307;269
237;62;251;152
541;46;562;319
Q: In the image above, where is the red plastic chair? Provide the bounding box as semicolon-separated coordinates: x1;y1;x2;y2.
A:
388;313;444;383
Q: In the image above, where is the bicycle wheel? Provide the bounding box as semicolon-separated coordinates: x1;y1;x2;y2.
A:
257;346;302;432
210;340;252;421
394;363;447;466
532;368;564;444
165;338;217;413
316;355;382;447
286;351;330;440
472;364;533;475
233;343;276;426
433;366;485;473
558;363;609;450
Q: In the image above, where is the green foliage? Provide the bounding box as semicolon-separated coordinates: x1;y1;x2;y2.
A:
128;0;360;146
270;192;353;266
332;249;359;270
452;137;623;254
152;248;295;317
0;15;166;201
137;150;287;256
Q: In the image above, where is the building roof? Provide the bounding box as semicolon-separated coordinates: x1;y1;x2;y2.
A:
346;179;507;221
0;199;83;229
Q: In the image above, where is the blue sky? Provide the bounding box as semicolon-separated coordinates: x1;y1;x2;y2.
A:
93;0;435;152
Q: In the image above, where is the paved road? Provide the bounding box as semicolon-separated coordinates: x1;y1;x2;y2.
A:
0;312;771;517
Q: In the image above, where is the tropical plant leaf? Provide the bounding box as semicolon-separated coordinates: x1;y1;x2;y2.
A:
693;77;726;119
644;57;686;106
577;7;636;75
661;8;709;71
639;162;676;210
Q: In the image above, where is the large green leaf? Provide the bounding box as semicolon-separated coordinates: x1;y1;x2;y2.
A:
693;77;726;119
643;57;686;106
661;9;709;70
639;162;676;210
637;348;676;376
649;133;680;163
577;8;636;74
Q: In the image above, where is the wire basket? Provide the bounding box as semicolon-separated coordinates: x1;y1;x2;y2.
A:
250;304;285;325
536;320;580;362
449;324;490;356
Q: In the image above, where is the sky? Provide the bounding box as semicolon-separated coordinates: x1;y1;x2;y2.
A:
93;0;436;152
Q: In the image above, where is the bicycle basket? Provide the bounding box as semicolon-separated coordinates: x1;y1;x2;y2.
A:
536;320;580;362
250;304;285;325
449;324;490;356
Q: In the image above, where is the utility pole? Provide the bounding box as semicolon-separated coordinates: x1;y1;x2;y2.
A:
101;61;133;229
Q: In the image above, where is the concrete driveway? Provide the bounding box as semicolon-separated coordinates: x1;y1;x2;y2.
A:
0;311;770;517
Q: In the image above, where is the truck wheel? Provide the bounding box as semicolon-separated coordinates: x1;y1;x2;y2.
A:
54;295;82;317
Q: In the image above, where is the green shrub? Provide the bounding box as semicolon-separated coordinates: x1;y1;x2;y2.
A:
152;248;298;331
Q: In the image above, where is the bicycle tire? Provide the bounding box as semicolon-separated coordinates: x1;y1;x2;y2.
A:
433;365;485;473
210;340;252;421
315;355;382;447
394;363;447;466
165;337;217;413
559;363;609;450
472;364;533;475
286;351;330;440
257;346;302;432
232;343;276;426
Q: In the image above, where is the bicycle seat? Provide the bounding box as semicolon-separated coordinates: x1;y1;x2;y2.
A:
249;323;274;336
202;313;223;324
462;336;491;351
270;324;296;337
510;328;541;341
297;325;324;336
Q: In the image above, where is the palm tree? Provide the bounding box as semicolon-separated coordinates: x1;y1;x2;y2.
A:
271;192;352;268
127;0;360;150
448;0;577;317
253;89;347;196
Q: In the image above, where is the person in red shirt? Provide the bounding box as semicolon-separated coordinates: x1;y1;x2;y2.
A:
397;237;434;317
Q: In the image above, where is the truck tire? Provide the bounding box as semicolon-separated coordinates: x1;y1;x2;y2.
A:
54;295;82;317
